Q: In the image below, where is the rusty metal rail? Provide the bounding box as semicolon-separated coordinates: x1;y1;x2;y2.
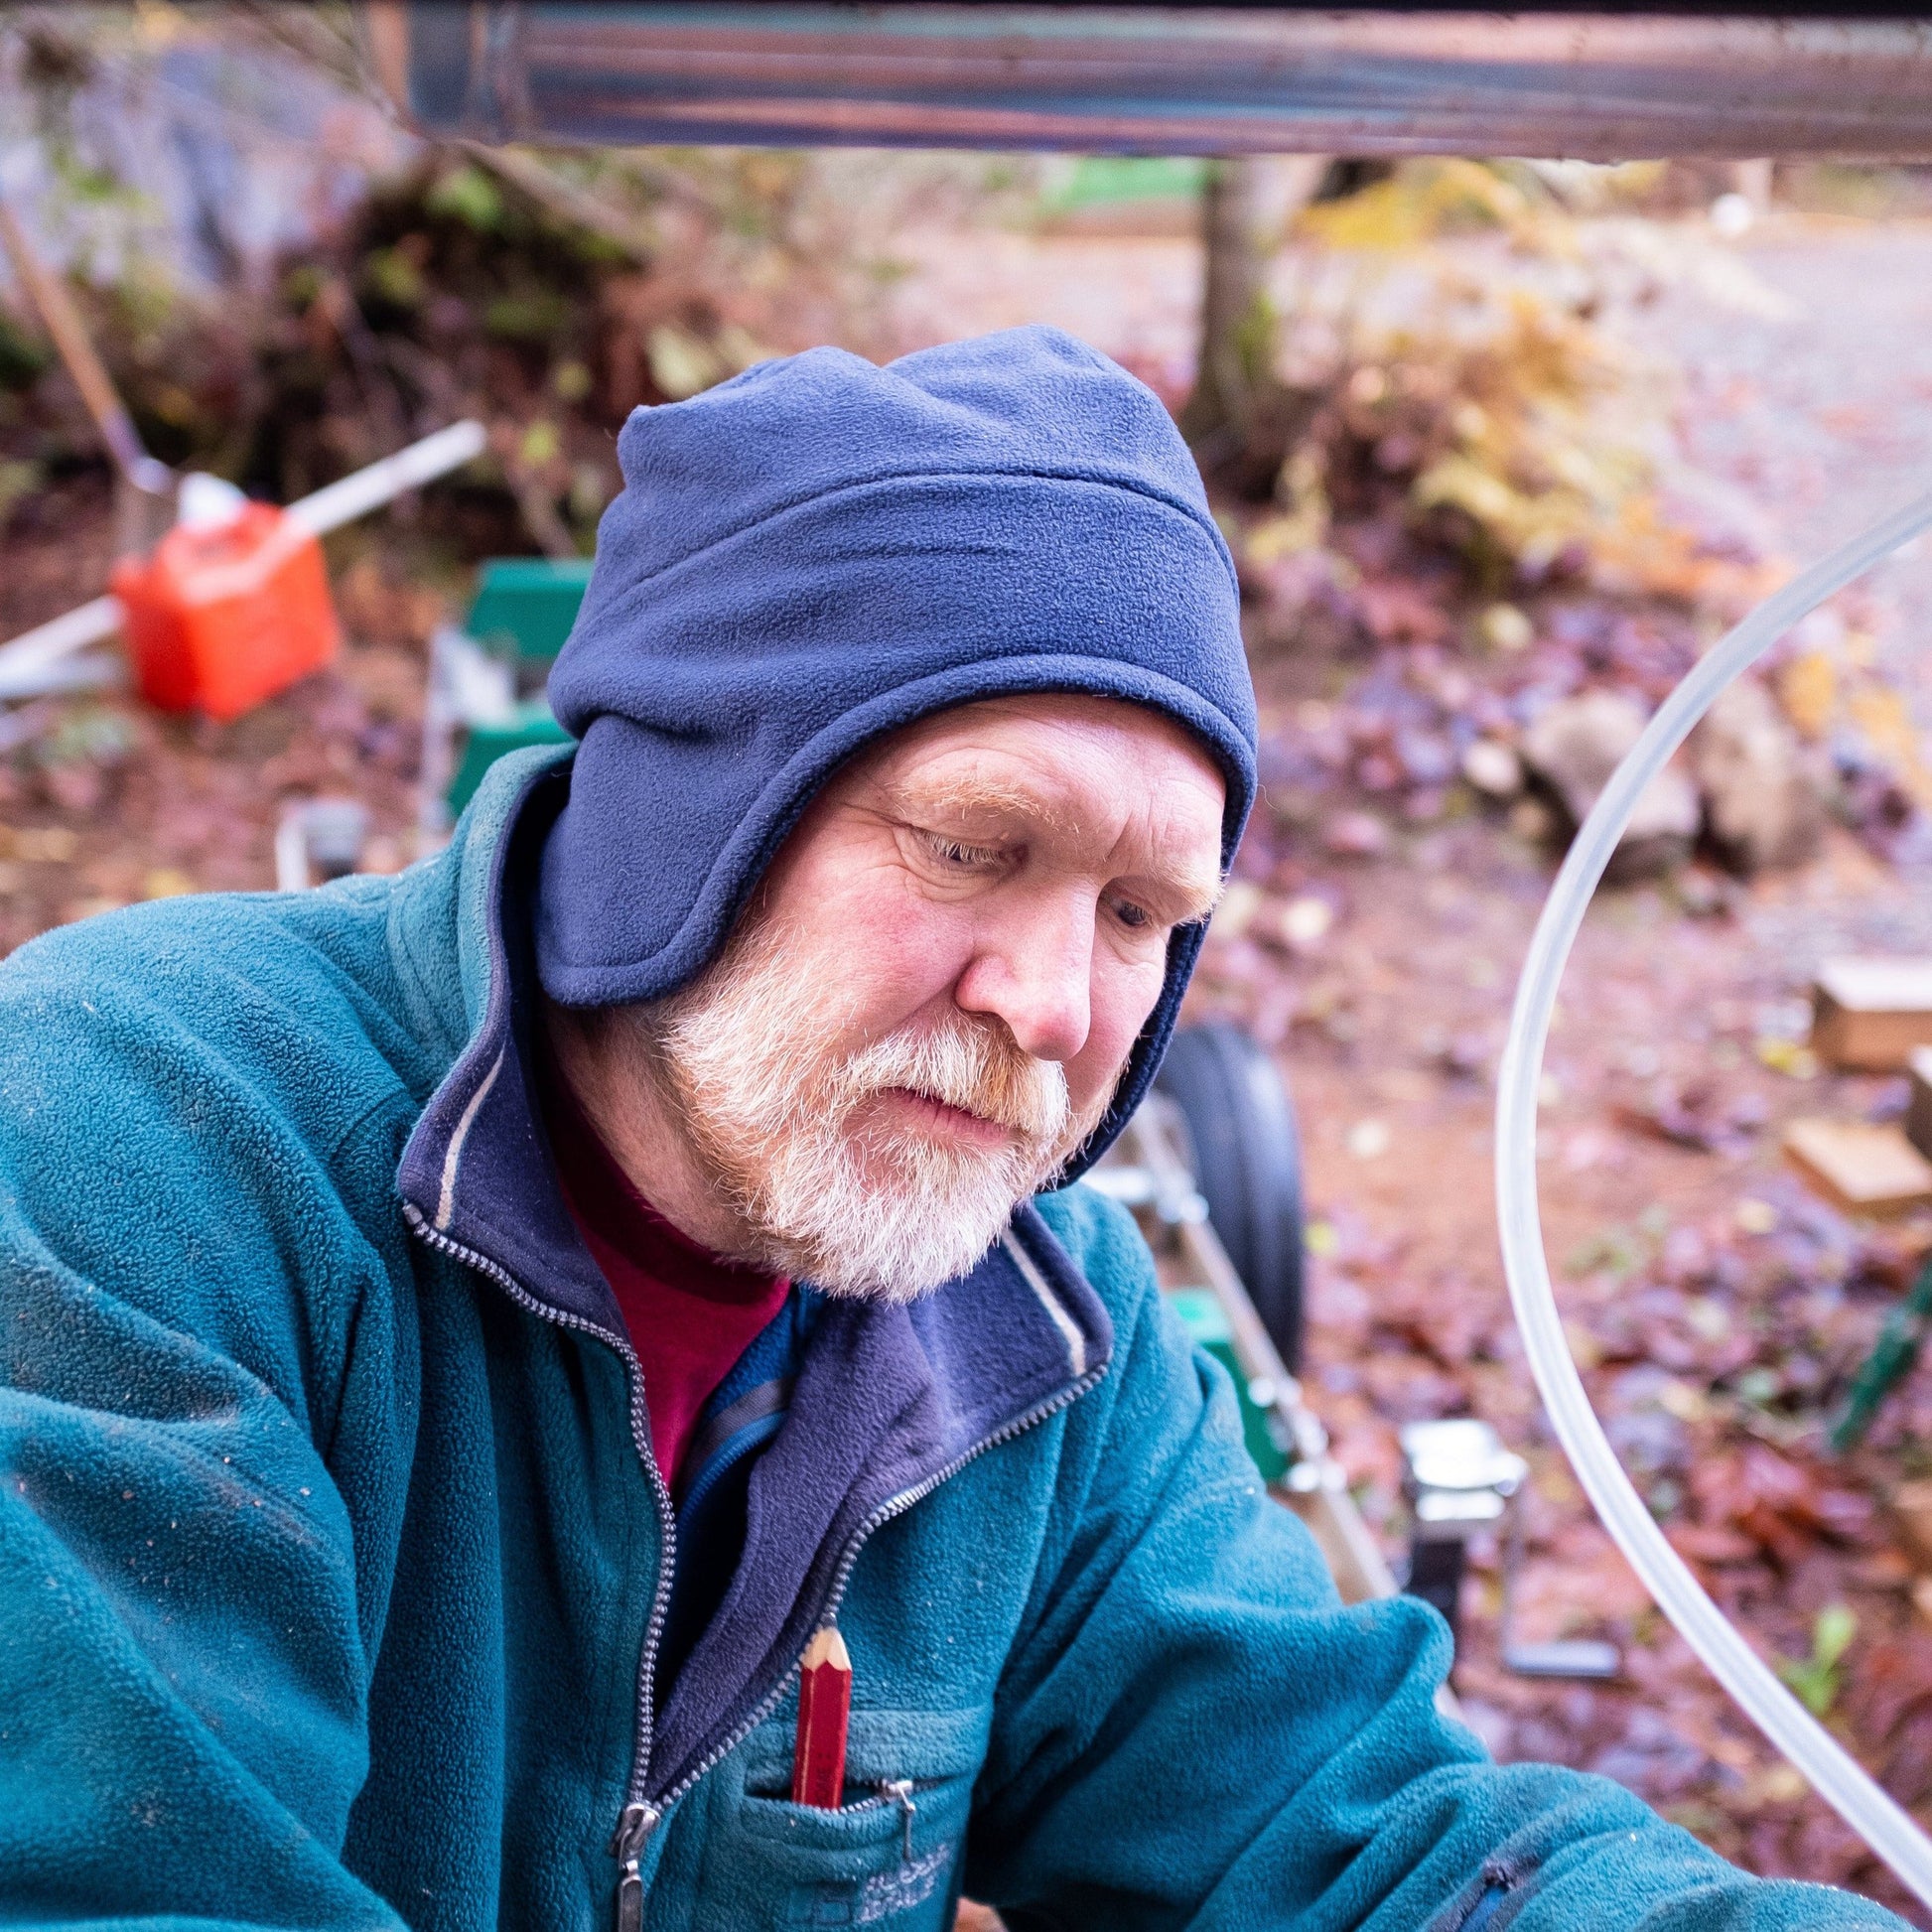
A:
1098;1102;1398;1606
367;3;1932;161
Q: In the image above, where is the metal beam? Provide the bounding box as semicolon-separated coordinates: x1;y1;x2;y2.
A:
364;3;1932;160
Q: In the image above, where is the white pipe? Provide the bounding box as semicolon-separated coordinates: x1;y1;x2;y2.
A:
1495;486;1932;1910
0;597;123;688
0;420;488;695
281;419;487;539
0;648;120;703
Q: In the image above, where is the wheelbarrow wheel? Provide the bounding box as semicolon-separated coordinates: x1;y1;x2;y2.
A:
1153;1022;1307;1373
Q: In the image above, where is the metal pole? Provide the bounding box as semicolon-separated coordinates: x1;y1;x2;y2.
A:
0;198;172;497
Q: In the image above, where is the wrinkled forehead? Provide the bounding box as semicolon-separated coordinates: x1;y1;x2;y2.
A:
852;692;1226;808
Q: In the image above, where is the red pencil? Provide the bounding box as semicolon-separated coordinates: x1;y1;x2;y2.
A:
791;1625;852;1808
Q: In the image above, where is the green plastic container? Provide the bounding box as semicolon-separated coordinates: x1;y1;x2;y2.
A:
1043;155;1208;214
464;557;594;669
442;558;591;817
446;701;573;816
1163;1287;1293;1484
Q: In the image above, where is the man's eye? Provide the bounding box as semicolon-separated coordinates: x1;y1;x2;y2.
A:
1110;897;1155;931
923;833;1001;869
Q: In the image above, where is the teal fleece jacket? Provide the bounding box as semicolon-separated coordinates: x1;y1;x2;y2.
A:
0;749;1904;1932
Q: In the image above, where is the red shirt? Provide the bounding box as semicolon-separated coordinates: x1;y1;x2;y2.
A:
545;1076;790;1491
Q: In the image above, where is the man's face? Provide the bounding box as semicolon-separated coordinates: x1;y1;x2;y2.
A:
629;694;1227;1299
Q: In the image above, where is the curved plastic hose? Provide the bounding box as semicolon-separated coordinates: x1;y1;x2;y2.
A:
1495;485;1932;1910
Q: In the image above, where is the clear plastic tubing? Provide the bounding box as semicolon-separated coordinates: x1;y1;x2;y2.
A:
1496;484;1932;1910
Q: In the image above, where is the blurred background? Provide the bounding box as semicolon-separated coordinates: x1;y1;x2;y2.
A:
10;1;1932;1916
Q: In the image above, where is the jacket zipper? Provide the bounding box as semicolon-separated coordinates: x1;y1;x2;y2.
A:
405;1201;1103;1930
610;1364;1107;1884
402;1204;679;1930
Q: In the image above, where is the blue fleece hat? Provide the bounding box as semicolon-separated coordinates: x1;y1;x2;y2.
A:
535;325;1257;1171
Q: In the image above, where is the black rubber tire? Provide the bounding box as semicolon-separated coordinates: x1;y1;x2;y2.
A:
1153;1022;1307;1373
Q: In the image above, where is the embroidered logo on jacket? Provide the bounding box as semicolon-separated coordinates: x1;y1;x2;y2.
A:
785;1843;954;1925
856;1845;952;1923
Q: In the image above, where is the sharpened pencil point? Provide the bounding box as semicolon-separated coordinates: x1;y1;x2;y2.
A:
802;1625;850;1674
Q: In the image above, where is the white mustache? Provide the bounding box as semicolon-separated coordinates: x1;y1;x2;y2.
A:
835;1017;1070;1144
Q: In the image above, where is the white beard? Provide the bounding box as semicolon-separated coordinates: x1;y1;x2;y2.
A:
638;917;1116;1303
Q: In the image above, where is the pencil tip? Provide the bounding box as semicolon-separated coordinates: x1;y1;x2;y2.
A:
802;1624;850;1673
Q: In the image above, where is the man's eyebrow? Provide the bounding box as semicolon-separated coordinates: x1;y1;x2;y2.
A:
1164;871;1225;923
881;774;1056;823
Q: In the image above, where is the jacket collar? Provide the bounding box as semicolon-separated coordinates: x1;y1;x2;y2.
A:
393;747;617;1333
387;747;1114;1789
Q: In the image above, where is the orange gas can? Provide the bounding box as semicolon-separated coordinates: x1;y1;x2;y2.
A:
111;501;342;722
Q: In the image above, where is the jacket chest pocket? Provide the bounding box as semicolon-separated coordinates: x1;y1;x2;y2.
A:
705;1707;988;1929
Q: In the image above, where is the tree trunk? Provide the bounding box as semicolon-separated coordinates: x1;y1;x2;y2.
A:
1180;155;1327;493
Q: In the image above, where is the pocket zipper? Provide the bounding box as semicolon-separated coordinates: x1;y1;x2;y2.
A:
747;1773;922;1834
879;1778;917;1863
742;1769;923;1863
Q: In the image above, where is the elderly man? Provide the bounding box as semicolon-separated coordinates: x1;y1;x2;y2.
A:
0;330;1899;1931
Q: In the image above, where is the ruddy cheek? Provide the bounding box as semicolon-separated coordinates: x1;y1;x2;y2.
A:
1073;967;1164;1107
831;897;979;1036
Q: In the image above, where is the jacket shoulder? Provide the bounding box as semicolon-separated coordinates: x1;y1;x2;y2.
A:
0;880;435;1129
1034;1173;1156;1274
0;884;436;1445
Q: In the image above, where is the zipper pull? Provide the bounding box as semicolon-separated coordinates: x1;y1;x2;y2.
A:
615;1868;644;1932
610;1802;660;1932
879;1778;916;1863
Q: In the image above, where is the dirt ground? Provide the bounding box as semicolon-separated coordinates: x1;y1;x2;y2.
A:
1211;220;1932;1915
7;206;1932;1916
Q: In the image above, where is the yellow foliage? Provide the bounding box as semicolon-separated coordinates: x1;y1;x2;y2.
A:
644;320;769;401
518;419;561;468
1276;163;1814;612
1587;494;1782;612
1247;444;1330;562
1755;1037;1820;1080
646;323;724;401
1311;272;1776;609
1395;295;1619;477
1298;159;1543;252
1362;288;1665;592
1779;651;1838;741
1280;149;1922;805
1848;686;1915;764
1847;686;1932;802
1766;630;1927;801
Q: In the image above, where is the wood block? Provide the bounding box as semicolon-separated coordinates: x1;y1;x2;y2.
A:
1812;957;1932;1071
1892;1480;1932;1570
1908;1045;1932;1162
1784;1117;1932;1216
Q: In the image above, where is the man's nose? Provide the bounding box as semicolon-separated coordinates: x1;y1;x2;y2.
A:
954;897;1094;1064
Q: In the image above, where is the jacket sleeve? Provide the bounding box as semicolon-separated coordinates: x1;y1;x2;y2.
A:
967;1184;1905;1932
0;944;409;1930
